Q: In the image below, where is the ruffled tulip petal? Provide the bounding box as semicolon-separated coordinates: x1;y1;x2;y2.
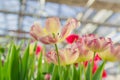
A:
59;48;79;65
39;35;57;44
45;17;61;34
98;45;120;61
74;40;94;62
30;22;46;40
61;18;78;41
82;34;112;52
46;48;79;66
76;49;93;62
46;50;58;64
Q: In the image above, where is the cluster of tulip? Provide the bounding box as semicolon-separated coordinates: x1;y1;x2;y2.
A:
30;17;120;80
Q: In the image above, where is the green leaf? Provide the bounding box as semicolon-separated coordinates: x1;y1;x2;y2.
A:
73;65;79;80
0;47;5;54
48;63;54;74
28;53;35;80
21;44;30;80
0;54;2;80
78;64;82;80
92;61;106;80
51;65;58;80
2;43;12;80
7;44;16;80
16;40;24;50
36;52;43;80
1;43;18;80
38;52;43;72
85;62;91;80
10;44;20;80
63;66;70;80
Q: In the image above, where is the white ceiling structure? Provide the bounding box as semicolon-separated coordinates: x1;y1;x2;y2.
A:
0;0;120;44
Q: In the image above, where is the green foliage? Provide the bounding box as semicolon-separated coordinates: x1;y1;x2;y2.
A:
0;42;106;80
92;61;106;80
85;62;91;80
0;47;5;54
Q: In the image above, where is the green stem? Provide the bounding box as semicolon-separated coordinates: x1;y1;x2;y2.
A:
91;52;96;80
52;33;60;66
54;43;61;80
53;33;61;79
54;44;60;66
92;52;96;68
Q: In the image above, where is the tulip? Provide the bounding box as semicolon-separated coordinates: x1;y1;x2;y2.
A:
83;61;88;67
66;34;79;44
87;37;112;52
46;47;79;66
79;34;111;52
30;43;36;55
92;62;98;74
99;45;120;61
30;17;78;44
74;38;94;62
44;74;51;80
82;34;112;52
102;70;107;78
35;45;42;55
30;43;42;56
83;54;101;67
94;54;101;63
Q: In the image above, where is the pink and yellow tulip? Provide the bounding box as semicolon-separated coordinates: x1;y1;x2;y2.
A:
46;47;79;66
85;37;112;52
74;39;94;62
30;17;78;44
99;45;120;61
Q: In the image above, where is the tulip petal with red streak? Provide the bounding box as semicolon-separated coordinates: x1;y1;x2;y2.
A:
61;18;78;41
81;34;112;53
30;22;46;40
46;50;58;64
39;35;57;44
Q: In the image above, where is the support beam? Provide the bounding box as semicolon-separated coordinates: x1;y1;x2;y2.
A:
46;0;120;12
18;0;26;30
0;9;120;27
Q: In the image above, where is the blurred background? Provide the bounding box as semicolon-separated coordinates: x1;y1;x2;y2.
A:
0;0;120;79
